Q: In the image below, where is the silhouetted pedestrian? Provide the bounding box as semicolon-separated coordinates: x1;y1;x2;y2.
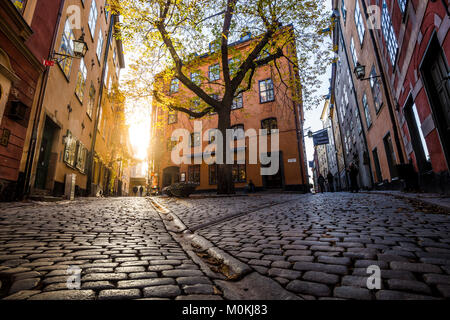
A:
318;174;325;193
133;186;138;196
139;186;144;197
327;172;334;192
348;163;359;193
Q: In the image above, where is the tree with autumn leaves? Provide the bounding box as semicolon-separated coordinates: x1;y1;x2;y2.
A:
110;0;331;194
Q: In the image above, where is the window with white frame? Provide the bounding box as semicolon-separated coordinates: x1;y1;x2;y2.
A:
170;78;179;93
96;31;104;61
341;0;347;23
350;37;357;66
382;0;399;65
88;0;98;37
58;19;75;77
398;0;407;13
208;64;220;81
63;131;77;167
231;93;243;110
190;72;201;85
75;142;88;173
362;93;372;128
259;79;274;103
75;58;87;102
354;1;365;45
87;84;95;118
369;65;382;112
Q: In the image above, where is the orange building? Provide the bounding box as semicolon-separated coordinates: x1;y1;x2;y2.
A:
150;28;309;193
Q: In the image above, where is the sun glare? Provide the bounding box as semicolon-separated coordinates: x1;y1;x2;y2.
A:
126;101;151;161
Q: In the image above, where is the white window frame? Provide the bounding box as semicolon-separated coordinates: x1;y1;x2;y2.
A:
382;0;399;66
88;0;98;37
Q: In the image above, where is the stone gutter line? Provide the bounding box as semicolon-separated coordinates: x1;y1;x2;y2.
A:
190;198;301;232
148;197;252;280
364;191;450;214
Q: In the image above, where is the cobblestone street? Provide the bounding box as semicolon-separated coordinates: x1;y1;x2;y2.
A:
0;193;450;300
0;198;220;300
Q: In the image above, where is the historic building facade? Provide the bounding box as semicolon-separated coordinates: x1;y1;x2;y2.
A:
150;28;309;193
369;0;449;193
0;0;60;201
331;2;374;190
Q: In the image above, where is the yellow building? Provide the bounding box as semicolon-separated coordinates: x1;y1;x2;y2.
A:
23;0;127;198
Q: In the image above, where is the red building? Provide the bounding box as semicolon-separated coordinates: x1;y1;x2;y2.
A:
0;0;62;200
364;0;449;192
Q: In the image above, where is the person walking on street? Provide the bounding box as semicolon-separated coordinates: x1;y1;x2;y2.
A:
133;186;138;196
318;174;326;193
327;171;334;192
348;162;359;193
139;186;144;197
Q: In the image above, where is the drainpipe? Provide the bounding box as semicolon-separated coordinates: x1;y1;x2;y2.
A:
22;0;66;197
86;14;115;196
360;0;405;165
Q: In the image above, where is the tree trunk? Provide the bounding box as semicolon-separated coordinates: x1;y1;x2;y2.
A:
216;107;235;194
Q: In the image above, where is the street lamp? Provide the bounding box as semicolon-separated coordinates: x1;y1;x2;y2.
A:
72;32;88;58
53;31;88;62
353;62;366;80
353;62;381;82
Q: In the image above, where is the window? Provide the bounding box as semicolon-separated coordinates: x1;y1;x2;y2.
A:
231;93;243;110
383;132;398;178
188;165;200;184
232;164;246;183
372;148;383;183
362;94;372;128
261;118;278;134
87;84;95;118
10;0;27;13
369;66;382;113
75;142;88;174
228;58;240;75
341;0;347;23
168;109;177;124
75;58;87;102
382;0;399;65
167;137;177;151
190;72;200;85
189;98;201;119
240;32;251;41
208;64;220;81
105;1;109;21
398;0;407;13
88;0;98;37
259;79;274;103
190;132;201;147
63;131;77;167
411;103;430;161
209;164;217;185
58;19;75;77
170;78;179;93
257;49;270;63
96;31;104;61
209;41;220;53
354;1;365;45
208;129;217;144
231;124;244;140
350;38;357;66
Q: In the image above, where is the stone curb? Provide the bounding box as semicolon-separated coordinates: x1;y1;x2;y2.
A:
149;197;252;280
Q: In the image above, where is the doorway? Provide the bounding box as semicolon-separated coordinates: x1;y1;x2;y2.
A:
421;34;450;169
162;166;180;187
262;151;284;188
34;117;57;190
